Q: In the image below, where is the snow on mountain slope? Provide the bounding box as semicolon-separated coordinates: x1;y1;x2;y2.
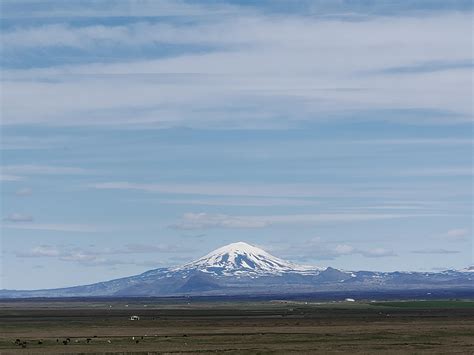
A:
459;266;474;273
173;241;322;276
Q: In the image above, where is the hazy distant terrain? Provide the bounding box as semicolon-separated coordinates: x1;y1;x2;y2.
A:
1;243;472;298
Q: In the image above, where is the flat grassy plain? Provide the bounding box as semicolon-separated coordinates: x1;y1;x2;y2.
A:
0;298;473;354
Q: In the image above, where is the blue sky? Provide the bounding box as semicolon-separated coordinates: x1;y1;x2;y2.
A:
0;0;472;289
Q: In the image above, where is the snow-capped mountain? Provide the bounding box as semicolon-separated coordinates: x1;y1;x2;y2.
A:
1;242;472;298
173;242;320;277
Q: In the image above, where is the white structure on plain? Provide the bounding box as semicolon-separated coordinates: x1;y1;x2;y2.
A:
129;315;140;321
345;298;356;302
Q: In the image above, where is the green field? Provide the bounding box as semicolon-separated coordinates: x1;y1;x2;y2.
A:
0;299;473;354
370;300;474;309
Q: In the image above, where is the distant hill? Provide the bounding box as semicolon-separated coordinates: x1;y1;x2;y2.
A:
1;242;472;298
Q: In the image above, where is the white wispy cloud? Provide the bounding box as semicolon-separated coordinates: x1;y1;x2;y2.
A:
2;13;471;127
0;136;66;150
17;246;133;266
16;245;62;258
2;223;98;232
154;197;320;207
412;248;461;254
0;174;24;181
266;238;397;261
2;164;88;175
398;167;473;177
91;181;331;197
115;243;193;254
358;247;397;258
440;228;470;242
15;242;194;267
15;187;33;196
2;213;34;223
332;244;396;258
0;165;90;182
171;212;422;230
90;181;469;200
349;138;474;145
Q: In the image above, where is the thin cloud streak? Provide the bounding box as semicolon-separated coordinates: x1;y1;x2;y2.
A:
171;212;432;230
2;223;98;232
154;197;320;207
412;249;461;254
347;138;473;145
376;59;473;75
90;181;470;199
439;228;471;242
0;174;24;181
398;167;473;177
2;164;88;175
2;213;34;223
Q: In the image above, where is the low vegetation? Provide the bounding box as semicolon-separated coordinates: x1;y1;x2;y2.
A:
0;299;473;353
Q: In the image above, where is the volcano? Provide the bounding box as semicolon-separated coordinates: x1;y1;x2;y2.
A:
1;242;472;298
173;242;321;277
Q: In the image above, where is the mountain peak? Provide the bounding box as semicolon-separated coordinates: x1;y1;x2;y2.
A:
174;241;319;277
212;241;266;255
